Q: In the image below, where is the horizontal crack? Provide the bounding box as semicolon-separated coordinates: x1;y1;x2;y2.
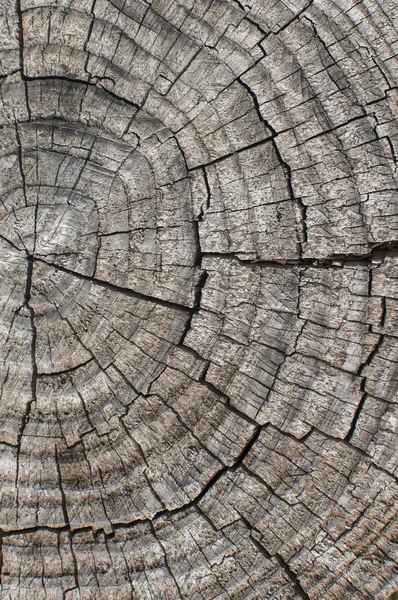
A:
202;241;398;266
37;358;94;378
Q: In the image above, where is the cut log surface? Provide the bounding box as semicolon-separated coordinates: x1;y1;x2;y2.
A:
0;0;398;598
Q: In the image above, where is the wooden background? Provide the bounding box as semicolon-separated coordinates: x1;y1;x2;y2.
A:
0;0;397;597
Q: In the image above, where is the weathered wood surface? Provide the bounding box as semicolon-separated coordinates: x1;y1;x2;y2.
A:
0;0;398;597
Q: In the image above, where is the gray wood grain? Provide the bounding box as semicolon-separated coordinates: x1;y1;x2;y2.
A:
0;0;397;597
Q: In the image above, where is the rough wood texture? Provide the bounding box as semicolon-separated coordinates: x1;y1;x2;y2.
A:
0;0;398;598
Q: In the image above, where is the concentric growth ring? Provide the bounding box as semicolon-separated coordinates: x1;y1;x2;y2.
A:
0;0;397;598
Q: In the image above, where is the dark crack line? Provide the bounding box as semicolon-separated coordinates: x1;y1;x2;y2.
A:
274;553;311;600
0;68;22;80
232;514;312;599
0;232;25;253
345;374;369;443
274;1;314;35
55;445;70;529
15;124;29;207
15;0;31;119
82;0;96;81
23;74;141;113
202;241;398;266
32;255;194;312
187;134;275;170
345;266;385;442
37;358;94;378
237;77;307;251
161;45;203;97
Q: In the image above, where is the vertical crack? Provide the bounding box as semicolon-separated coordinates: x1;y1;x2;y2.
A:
274;553;311;600
238;78;307;253
273;138;308;252
55;445;69;528
150;522;184;598
346;265;384;442
83;0;97;81
238;516;312;599
15;0;31;118
15;125;28;207
180;167;210;343
380;295;387;328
